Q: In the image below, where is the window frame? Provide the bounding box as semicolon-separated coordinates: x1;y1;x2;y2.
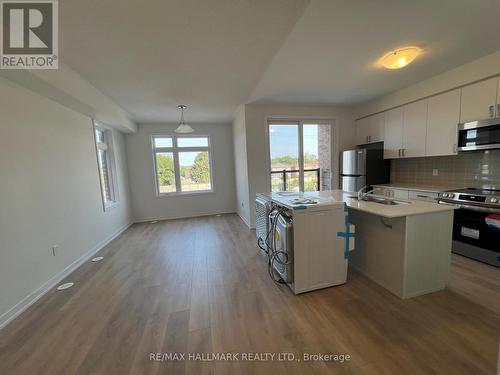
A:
93;121;119;211
151;134;214;197
266;118;333;192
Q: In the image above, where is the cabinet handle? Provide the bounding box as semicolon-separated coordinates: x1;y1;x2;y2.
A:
416;194;430;198
497;104;500;117
453;143;457;153
489;105;494;118
398;149;401;157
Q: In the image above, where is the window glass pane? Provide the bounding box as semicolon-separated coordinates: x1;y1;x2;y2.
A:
95;129;105;143
269;124;299;191
98;149;112;202
155;152;176;193
178;137;209;147
303;124;319;192
154;137;173;148
179;151;211;192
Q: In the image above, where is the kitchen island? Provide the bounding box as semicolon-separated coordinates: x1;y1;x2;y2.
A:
285;190;456;299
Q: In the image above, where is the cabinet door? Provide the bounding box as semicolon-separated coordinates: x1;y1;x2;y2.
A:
383;107;403;159
355;117;369;145
408;190;438;203
402;100;427;158
426;89;460;156
356;113;384;144
392;189;409;200
497;77;500;117
460;77;497;122
369;112;385;142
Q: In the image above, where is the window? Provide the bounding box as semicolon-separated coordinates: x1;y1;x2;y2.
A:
268;120;331;192
152;135;213;195
94;123;118;210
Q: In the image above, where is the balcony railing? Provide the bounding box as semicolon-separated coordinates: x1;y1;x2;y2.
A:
270;168;320;191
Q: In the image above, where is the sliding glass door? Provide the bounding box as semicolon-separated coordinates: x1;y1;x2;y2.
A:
268;120;331;192
269;123;300;191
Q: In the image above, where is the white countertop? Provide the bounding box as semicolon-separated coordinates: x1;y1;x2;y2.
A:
372;183;459;193
257;191;344;211
258;190;455;218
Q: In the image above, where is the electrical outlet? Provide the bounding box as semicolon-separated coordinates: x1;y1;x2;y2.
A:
432;169;438;176
52;245;58;256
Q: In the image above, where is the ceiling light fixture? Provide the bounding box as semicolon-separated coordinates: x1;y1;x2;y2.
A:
174;105;194;133
379;46;422;69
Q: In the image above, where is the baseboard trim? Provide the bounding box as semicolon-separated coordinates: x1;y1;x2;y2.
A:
0;221;133;330
237;211;253;229
134;210;236;223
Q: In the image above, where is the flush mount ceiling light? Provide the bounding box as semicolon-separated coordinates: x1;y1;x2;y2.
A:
379;46;422;69
174;105;194;133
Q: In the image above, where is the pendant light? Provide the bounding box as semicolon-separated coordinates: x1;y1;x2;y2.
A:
174;105;194;133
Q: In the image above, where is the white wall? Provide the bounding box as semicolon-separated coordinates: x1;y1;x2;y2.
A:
0;77;133;327
0;63;136;133
240;103;356;227
356;51;500;118
232;105;251;226
126;123;237;222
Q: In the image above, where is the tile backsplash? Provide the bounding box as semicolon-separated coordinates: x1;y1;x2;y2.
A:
390;150;500;189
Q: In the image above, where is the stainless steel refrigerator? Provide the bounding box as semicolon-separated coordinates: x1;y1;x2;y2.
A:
340;143;389;192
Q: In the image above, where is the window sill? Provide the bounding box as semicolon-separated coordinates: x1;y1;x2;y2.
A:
156;190;215;198
104;202;120;211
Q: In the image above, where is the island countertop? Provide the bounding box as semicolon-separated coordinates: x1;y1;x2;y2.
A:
259;190;455;219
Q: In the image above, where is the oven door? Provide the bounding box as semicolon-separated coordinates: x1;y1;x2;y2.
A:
457;119;500;151
452;207;500;267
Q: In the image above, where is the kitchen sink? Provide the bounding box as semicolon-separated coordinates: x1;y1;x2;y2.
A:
352;195;410;205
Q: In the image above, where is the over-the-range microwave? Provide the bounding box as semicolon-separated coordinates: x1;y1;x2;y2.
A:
457;118;500;151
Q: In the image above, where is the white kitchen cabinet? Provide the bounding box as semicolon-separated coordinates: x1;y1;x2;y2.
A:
373;185;440;203
356;113;384;145
386;188;409;200
375;186;409;199
426;89;460;157
460;77;498;122
408;190;438;203
497;77;500;117
402;100;428;158
355;118;369;145
383;107;404;159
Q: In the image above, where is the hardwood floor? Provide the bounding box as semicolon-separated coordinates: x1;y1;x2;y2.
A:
0;214;499;374
448;253;500;316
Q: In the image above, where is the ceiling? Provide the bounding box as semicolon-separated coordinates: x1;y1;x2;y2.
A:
60;0;309;123
60;0;500;124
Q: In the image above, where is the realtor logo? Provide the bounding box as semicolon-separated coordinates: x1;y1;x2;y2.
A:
1;0;58;69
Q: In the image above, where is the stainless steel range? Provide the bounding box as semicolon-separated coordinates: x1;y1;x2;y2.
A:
437;188;500;267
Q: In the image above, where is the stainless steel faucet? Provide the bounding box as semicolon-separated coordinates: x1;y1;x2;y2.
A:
357;185;374;201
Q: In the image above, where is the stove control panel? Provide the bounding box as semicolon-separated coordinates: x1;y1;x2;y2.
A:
438;190;500;207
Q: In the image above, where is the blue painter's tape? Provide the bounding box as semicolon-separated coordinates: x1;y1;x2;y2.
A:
336;203;355;259
292;205;307;210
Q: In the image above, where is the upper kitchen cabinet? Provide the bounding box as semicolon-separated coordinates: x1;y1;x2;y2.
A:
497;77;500;117
355;113;384;145
383;107;403;159
402;99;428;158
460;77;498;122
426;89;461;157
